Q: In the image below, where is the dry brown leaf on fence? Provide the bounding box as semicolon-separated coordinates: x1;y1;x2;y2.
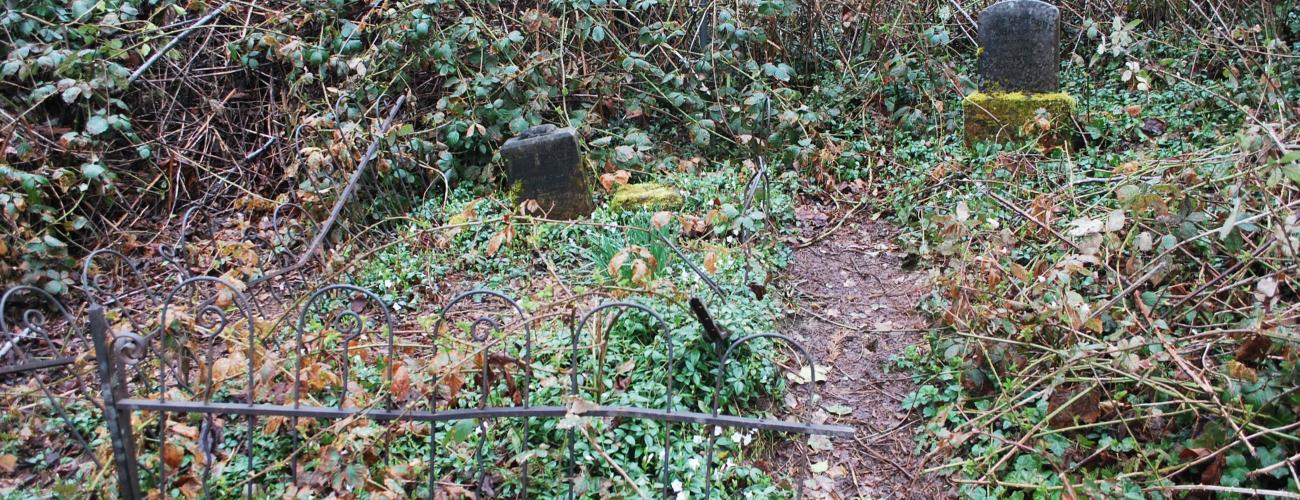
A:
1235;332;1273;363
162;443;184;469
476;352;524;405
209;351;247;385
608;245;658;285
679;214;712;238
391;363;412;401
264;416;286;434
443;370;466;406
177;476;202;499
1225;360;1258;383
607;250;628;278
630;259;651;283
1047;386;1102;428
303;361;341;391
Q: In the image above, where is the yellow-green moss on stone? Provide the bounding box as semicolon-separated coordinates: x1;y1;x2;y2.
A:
611;183;685;211
963;91;1076;149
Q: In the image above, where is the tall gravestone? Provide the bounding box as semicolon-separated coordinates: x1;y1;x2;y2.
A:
500;125;595;219
964;0;1075;148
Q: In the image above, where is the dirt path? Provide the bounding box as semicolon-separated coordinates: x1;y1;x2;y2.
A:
782;202;949;499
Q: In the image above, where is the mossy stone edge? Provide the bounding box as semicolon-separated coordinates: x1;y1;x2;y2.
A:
963;91;1076;149
610;183;686;211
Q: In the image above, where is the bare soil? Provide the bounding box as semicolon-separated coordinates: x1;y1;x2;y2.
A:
780;201;951;499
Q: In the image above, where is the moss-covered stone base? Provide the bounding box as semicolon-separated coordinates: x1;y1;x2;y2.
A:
610;183;685;211
963;91;1076;150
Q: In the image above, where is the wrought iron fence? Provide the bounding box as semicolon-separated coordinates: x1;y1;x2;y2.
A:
5;237;852;498
75;272;850;498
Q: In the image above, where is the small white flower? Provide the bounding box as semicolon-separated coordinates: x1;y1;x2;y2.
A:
713;426;722;436
741;432;753;446
671;479;683;493
692;435;703;445
730;431;744;444
676;492;687;500
687;457;700;470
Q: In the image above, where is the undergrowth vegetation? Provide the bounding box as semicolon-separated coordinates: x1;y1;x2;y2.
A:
838;6;1300;499
2;0;1299;498
325;167;799;497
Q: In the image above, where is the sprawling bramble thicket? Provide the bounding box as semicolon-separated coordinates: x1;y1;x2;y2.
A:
2;0;1299;497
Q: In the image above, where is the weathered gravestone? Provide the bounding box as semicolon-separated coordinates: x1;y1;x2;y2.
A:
500;125;595;219
977;0;1060;93
964;0;1075;148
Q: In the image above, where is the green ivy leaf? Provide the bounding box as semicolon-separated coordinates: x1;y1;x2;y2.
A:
81;162;105;179
85;115;109;135
43;280;66;295
61;86;82;103
762;62;794;82
1281;163;1300;185
509;116;528;134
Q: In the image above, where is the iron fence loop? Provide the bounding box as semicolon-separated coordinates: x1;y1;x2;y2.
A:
0;286;100;467
155;275;260;499
161;205;219;280
705;333;822;499
81;248;160;307
1;285;81;372
569;301;676;499
433;289;532;498
112;331;150;366
289;283;397;485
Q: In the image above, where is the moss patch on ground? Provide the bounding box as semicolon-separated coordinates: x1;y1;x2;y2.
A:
610;182;686;210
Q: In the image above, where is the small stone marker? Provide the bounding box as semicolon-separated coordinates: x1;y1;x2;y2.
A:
964;0;1075;149
500;125;595;219
977;0;1060;93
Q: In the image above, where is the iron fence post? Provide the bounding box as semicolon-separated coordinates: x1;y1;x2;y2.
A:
89;305;141;499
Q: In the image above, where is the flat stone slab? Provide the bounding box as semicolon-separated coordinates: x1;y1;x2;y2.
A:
963;91;1075;148
500;125;595;219
977;0;1061;93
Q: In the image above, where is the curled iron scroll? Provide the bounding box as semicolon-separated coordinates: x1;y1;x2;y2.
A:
289;284;396;485
270;202;313;269
0;285;99;466
155;276;259;498
81;248;161;341
0;285;78;363
160;206;218;279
